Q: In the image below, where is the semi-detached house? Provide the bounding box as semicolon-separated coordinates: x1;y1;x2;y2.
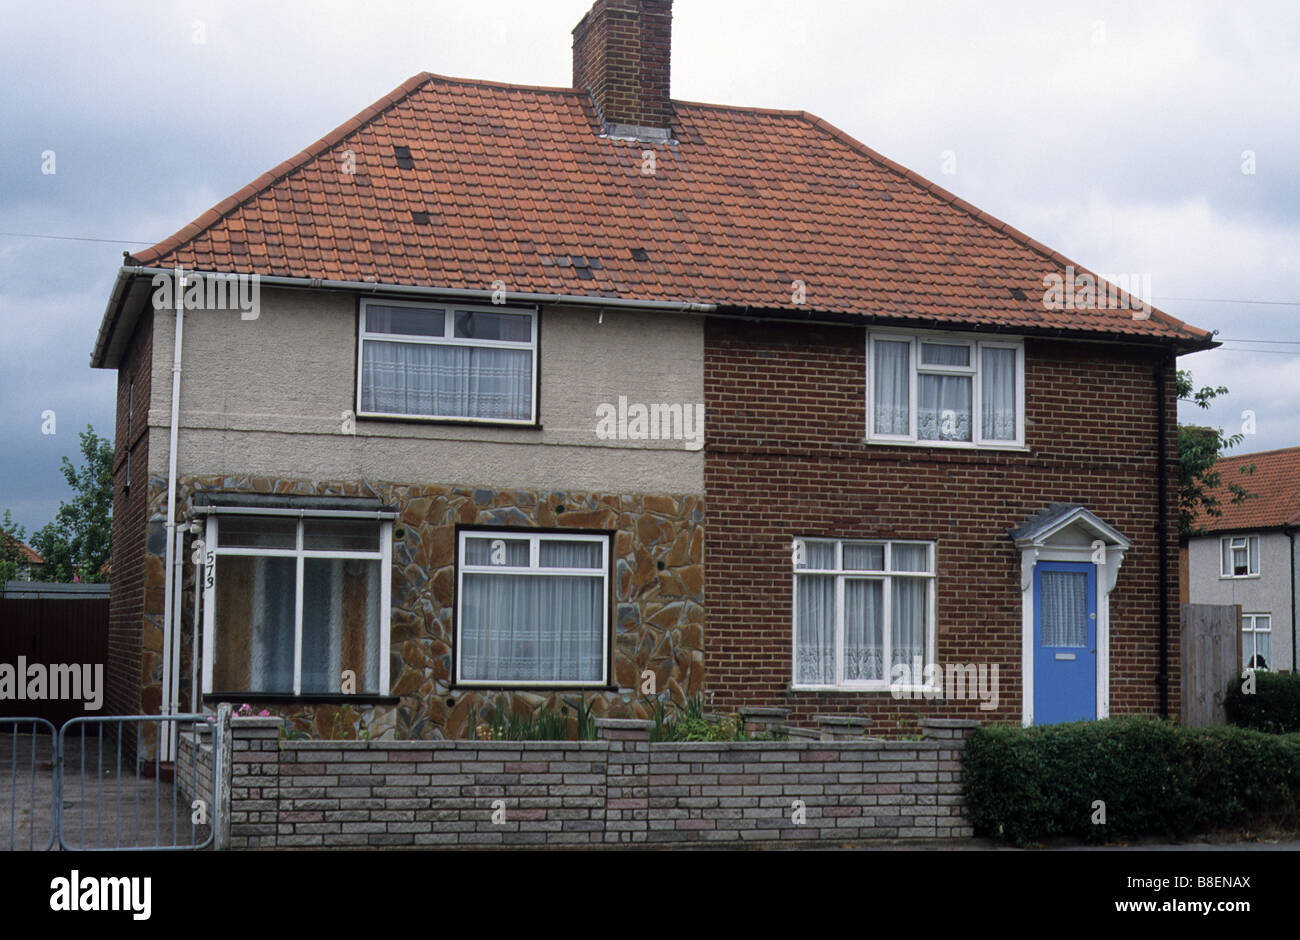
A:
90;0;1215;756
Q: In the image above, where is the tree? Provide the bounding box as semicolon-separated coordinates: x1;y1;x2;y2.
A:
1177;370;1256;538
0;510;30;586
29;426;114;582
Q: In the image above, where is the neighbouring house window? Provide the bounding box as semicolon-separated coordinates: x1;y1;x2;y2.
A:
357;299;537;423
792;539;936;689
205;515;391;695
867;332;1023;446
456;530;609;686
1242;613;1272;670
1220;535;1260;577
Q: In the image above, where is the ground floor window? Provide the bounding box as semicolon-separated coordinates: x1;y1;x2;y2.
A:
204;513;392;695
792;538;935;690
455;529;610;686
1242;613;1272;670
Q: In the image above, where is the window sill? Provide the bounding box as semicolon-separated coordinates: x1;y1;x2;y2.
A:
357;412;542;430
789;684;942;694
451;682;617;692
862;437;1029;452
1219;574;1262;580
203;693;401;706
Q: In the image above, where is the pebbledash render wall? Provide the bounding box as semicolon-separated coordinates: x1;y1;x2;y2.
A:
116;287;707;747
704;319;1183;732
215;716;977;848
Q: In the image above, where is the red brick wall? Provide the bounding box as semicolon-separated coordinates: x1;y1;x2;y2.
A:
703;318;1181;732
107;312;153;720
572;0;673;130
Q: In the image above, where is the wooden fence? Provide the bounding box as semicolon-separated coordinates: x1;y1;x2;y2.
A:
0;589;109;725
1180;602;1241;727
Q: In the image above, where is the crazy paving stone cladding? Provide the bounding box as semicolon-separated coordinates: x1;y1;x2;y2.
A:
137;476;703;745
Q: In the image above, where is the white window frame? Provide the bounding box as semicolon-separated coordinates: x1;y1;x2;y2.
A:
454;529;611;688
865;329;1025;449
1220;535;1260;578
791;538;937;692
201;512;393;696
1242;613;1272;670
356;298;539;425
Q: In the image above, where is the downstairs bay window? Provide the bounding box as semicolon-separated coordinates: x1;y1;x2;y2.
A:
867;331;1023;447
455;530;610;687
201;510;393;697
792;539;936;690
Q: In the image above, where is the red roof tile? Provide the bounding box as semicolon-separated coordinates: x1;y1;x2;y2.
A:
1193;446;1300;533
127;72;1211;346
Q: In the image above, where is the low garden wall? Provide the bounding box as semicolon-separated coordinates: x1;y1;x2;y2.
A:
224;716;978;848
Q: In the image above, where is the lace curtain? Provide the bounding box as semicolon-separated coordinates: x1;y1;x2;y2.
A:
873;340;910;434
1041;571;1087;647
981;346;1017;440
460;540;604;682
361;340;531;420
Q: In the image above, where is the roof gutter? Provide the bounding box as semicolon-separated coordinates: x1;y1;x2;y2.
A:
92;266;718;368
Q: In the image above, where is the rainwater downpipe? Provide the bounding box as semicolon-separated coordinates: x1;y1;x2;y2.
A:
159;269;185;761
1289;527;1297;674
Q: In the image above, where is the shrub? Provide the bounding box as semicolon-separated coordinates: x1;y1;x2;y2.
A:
649;695;787;742
1225;671;1300;734
485;698;598;741
963;716;1300;846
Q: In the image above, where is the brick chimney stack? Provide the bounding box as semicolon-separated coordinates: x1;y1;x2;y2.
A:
572;0;674;138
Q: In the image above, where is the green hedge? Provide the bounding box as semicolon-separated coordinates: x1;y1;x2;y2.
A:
963;717;1300;845
1225;671;1300;733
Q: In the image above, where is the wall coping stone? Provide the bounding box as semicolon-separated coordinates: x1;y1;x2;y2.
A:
813;714;872;727
918;718;982;729
737;707;790;718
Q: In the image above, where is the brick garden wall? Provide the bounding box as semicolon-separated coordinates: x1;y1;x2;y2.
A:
225;716;975;848
704;319;1182;732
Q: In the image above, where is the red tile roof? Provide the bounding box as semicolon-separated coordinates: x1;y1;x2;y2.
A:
126;72;1211;346
2;536;43;565
1193;446;1300;533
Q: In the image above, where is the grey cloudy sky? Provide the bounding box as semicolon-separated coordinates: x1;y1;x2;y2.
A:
1;0;1297;534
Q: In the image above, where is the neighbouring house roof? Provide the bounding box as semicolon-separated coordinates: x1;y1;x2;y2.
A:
2;537;43;565
1191;446;1300;534
93;72;1213;367
1008;502;1131;548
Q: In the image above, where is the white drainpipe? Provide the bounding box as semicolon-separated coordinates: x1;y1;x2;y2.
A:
159;267;186;761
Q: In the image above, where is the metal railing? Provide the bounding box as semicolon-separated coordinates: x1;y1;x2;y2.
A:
1;718;59;851
56;714;217;851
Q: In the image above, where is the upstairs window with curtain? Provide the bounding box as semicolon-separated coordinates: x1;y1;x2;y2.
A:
357;299;537;424
867;332;1023;447
792;538;936;691
456;530;610;687
1220;535;1260;577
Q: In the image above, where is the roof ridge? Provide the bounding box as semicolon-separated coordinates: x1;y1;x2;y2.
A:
128;72;438;266
794;110;1211;342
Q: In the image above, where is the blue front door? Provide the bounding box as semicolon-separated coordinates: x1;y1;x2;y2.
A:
1033;561;1097;724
